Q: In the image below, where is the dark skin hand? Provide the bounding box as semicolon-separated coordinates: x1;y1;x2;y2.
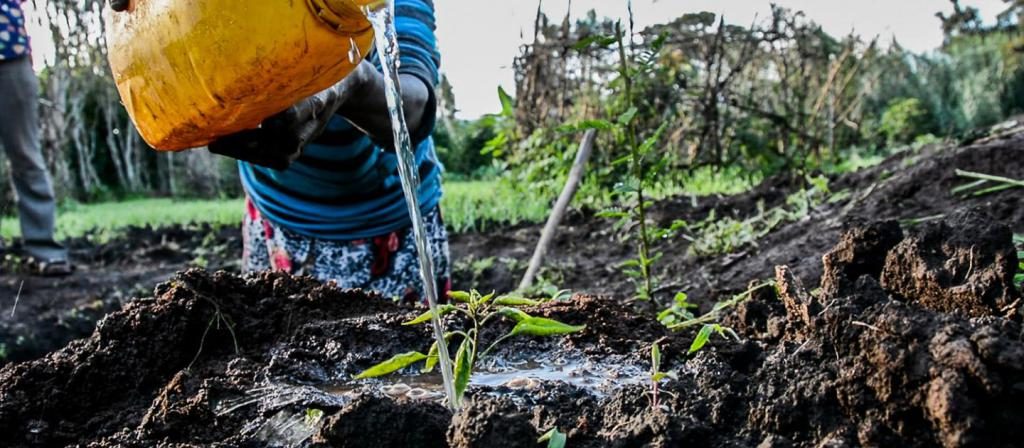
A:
107;0;433;170
207;61;432;170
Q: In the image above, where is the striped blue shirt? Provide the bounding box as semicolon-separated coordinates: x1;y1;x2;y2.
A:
240;0;442;240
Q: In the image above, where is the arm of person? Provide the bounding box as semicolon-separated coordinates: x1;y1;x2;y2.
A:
338;0;441;150
107;0;440;169
208;0;441;169
337;67;434;150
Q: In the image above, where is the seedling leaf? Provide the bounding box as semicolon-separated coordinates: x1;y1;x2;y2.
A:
448;291;471;303
498;86;515;117
493;296;542;307
496;307;532;322
453;338;473;404
511;317;586;336
403;304;457;326
618;107;639;126
538;428;568;448
354;351;428;379
423;341;440;373
478;292;497;305
573;34;618;51
688;324;714;354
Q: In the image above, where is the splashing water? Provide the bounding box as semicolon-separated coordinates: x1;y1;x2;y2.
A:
363;0;459;409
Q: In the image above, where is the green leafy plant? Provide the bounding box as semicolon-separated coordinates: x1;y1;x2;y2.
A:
647;341;677;409
538;427;567;448
353;290;586;406
678;176;833;257
663;282;774;354
879;97;934;145
657;292;697;326
578;24;671;302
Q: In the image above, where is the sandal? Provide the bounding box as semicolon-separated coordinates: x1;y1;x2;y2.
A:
30;258;75;277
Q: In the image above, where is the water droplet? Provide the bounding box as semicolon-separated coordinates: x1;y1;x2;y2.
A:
347;37;361;64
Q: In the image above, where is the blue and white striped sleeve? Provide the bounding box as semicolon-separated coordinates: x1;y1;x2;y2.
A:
394;0;440;89
366;0;440;145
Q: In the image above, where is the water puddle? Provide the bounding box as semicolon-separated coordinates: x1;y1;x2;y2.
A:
323;358;647;402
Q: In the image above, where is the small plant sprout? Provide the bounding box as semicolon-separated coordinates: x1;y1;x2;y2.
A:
538;427;567;448
657;292;698;326
648;340;677;409
353;290;586;407
303;408;324;427
952;170;1024;197
662;282;774;354
687;324;739;354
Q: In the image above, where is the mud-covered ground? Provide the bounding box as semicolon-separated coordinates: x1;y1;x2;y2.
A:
0;124;1021;446
0;208;1021;447
0;225;241;364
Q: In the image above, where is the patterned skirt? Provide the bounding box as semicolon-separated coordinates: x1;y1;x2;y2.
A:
241;197;451;304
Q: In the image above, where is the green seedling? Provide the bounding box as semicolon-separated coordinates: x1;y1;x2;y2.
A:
657;292;697;326
687;323;739;354
576;23;671;302
663;283;774;353
354;290;586;406
538;427;567;448
647;341;677;409
303;408;324;427
952;170;1024;197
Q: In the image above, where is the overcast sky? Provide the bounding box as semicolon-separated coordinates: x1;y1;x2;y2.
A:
22;0;1011;119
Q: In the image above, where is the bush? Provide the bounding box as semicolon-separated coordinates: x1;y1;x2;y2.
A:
879;98;934;145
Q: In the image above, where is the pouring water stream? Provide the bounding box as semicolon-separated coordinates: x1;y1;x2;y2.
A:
362;0;459;409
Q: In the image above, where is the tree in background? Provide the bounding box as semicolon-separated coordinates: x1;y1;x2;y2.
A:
17;0;239;204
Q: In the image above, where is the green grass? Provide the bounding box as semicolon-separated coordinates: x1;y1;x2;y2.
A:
441;180;550;232
0;198;245;241
0;172;769;241
0;181;549;240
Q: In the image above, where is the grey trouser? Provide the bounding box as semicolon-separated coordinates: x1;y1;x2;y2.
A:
0;57;66;261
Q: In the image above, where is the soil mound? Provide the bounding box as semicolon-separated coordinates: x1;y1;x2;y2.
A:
880;209;1021;317
0;212;1020;447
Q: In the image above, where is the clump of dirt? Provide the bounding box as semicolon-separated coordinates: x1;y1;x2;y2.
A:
1;211;1021;447
880;208;1021;317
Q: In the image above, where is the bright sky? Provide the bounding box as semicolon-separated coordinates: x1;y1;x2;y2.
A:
22;0;1010;119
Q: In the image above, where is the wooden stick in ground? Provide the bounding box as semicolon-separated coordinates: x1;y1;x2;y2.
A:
518;129;598;292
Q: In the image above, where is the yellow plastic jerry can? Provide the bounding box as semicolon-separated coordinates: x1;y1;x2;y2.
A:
105;0;378;151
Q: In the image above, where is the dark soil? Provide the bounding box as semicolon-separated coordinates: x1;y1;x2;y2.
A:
0;126;1021;446
0;207;1021;447
0;224;240;365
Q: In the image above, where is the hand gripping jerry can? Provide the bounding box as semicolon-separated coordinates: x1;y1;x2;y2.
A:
105;0;378;150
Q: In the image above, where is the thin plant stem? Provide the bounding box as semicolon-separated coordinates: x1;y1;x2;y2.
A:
616;22;654;301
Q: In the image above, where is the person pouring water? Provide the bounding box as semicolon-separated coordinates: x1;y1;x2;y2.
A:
109;0;449;303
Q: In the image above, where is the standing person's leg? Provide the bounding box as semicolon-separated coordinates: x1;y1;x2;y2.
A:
0;57;68;272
